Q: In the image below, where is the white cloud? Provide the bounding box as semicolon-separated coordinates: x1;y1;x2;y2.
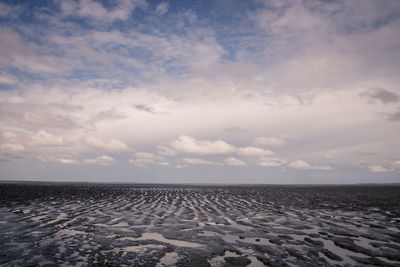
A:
83;155;116;166
0;27;70;74
168;135;236;155
39;156;78;164
257;157;287;167
176;164;188;169
1;143;26;152
1;131;19;143
394;160;400;167
288;160;332;170
366;165;389;173
236;146;274;157
129;152;169;167
223;157;246;166
182;157;221;165
166;136;274;158
60;0;148;22
155;2;169;15
31;130;66;146
359;161;393;173
252;137;286;147
157;145;177;156
83;136;130;152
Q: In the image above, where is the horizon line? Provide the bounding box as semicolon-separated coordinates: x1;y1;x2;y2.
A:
1;179;399;186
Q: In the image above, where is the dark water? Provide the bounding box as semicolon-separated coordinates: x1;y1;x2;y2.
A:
0;183;399;266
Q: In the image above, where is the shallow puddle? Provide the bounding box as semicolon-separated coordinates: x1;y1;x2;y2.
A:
122;232;203;248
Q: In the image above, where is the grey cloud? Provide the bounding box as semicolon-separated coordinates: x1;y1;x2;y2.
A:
388;109;400;121
133;104;155;114
360;88;400;104
90;109;127;124
133;103;170;115
48;103;84;112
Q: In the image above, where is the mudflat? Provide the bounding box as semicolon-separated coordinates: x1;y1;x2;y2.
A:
0;183;399;266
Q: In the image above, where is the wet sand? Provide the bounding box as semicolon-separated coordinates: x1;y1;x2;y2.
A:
0;183;399;266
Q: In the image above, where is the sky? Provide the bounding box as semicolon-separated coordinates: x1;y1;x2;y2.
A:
0;0;400;184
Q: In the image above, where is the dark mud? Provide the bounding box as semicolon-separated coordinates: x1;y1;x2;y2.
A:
0;183;399;266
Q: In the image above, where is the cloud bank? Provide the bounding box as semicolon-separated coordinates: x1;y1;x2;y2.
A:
0;0;399;183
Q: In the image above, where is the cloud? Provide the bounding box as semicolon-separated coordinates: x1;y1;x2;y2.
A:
0;102;80;129
250;0;400;93
393;160;400;171
39;156;78;164
358;160;393;173
129;152;169;167
133;104;156;114
157;145;177;156
155;2;169;15
31;130;67;146
1;131;19;143
175;164;188;169
0;1;399;182
1;144;26;153
0;152;25;162
83;136;130;152
360;88;400;104
257;157;287;167
0;72;17;85
83;155;116;166
223;157;246;166
387;109;400;121
182;157;222;166
236;146;274;157
288;160;332;170
166;136;275;157
1;129;68;149
358;149;378;156
366;165;389;173
0;2;21;18
167;135;236;155
0;27;70;74
252;137;286;147
90;109;127;125
60;0;148;22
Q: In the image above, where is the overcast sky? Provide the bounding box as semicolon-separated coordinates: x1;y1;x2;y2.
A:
1;0;399;184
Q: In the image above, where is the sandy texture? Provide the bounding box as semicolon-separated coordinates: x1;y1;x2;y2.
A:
0;183;399;266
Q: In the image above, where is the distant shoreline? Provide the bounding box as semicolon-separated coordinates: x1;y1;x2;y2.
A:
0;180;399;186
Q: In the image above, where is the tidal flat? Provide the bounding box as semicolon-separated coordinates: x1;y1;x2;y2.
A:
0;183;399;266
